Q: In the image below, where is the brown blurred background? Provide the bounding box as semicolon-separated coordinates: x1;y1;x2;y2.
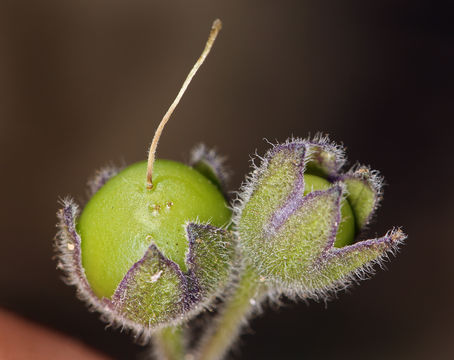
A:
0;0;453;359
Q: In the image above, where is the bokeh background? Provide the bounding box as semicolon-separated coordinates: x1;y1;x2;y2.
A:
0;1;453;359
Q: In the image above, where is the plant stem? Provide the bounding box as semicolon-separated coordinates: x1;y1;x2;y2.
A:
194;265;265;360
152;325;185;360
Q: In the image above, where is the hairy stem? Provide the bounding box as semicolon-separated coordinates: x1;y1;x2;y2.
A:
194;266;265;360
152;325;185;360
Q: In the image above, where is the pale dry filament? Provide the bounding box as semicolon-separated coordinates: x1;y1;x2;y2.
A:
146;19;222;189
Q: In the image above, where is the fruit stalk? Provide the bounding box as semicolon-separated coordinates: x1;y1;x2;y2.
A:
194;266;265;360
152;326;185;360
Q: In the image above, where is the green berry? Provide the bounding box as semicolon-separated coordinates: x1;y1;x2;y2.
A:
77;159;231;298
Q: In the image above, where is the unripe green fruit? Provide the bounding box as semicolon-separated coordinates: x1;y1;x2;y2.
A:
303;174;355;247
77;159;231;298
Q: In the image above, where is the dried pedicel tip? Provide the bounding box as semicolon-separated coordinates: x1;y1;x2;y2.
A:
235;136;406;297
55;19;237;338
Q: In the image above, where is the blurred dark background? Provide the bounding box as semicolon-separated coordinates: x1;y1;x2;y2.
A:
0;0;453;359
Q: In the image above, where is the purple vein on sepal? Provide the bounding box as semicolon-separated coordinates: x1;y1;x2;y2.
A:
327;228;405;258
320;185;343;252
190;144;230;191
262;141;345;249
265;176;305;238
317;228;406;279
61;202;98;300
111;243;191;312
58;199;114;310
185;223;209;304
264;143;307;238
87;165;121;197
269;186;343;255
185;223;228;302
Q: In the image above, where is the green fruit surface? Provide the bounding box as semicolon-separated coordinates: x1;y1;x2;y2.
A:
77;160;231;299
303;174;355;247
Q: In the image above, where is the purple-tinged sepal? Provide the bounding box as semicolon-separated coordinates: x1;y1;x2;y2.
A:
55;199;132;333
185;223;236;302
189;144;230;195
309;229;406;297
86;164;122;197
340;165;383;231
110;244;189;328
236;140;308;246
304;134;346;178
235;137;405;299
258;186;344;288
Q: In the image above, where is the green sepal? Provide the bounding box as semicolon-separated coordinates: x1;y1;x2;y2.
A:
342;167;382;231
304;136;346;178
310;229;406;294
238;142;307;249
242;186;343;287
193;162;222;188
190;144;230;195
111;244;188;328
185;223;236;300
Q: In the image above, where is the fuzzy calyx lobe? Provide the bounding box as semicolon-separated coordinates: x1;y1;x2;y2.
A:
235;137;406;298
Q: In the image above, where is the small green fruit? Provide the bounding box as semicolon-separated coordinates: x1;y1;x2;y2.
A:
56;19;238;331
77;159;231;298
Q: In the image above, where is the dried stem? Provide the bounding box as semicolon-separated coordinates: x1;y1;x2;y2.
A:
146;19;222;189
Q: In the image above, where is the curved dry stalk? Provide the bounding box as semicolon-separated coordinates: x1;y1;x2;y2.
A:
146;19;222;189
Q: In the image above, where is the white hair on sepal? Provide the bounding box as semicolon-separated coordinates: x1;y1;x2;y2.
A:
264;134;347;173
188;143;231;193
284;227;407;303
342;162;385;232
86;163;123;198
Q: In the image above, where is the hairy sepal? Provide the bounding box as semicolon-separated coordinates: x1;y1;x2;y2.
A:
86;164;121;197
189;144;230;196
235;137;405;299
246;185;343;287
186;223;236;301
111;244;189;328
340;165;383;231
55;199;150;341
306;228;406;298
304;134;346;178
